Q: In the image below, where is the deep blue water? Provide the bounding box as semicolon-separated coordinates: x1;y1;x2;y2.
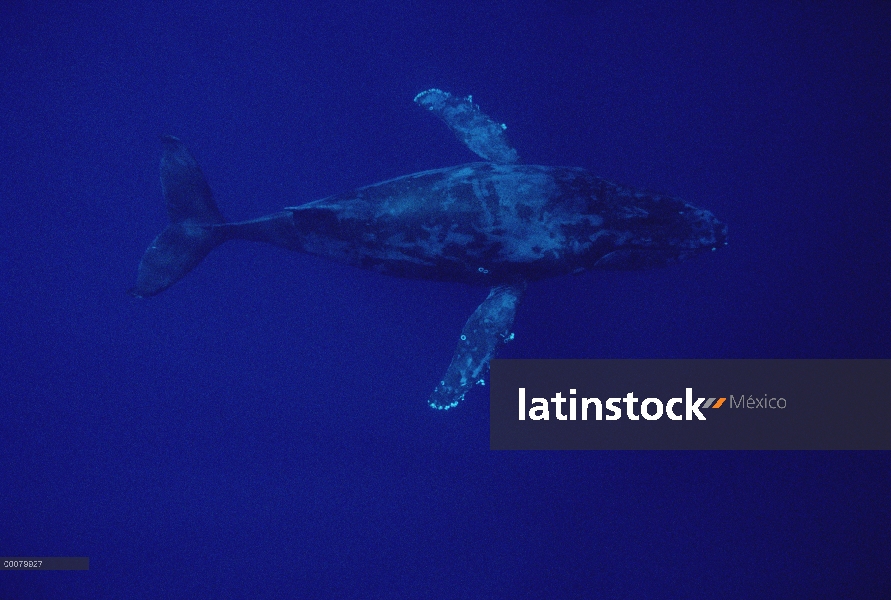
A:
2;1;889;597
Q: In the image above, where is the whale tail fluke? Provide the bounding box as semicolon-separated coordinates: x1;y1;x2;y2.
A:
129;136;227;297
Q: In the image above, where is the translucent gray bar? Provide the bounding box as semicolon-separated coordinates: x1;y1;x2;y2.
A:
1;557;89;570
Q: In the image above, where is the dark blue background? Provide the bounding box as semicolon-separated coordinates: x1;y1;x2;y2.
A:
2;1;889;597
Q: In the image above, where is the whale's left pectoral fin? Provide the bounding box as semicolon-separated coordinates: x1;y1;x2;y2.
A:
429;282;527;410
414;89;519;165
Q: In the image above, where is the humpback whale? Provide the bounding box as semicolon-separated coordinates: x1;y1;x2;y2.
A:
131;89;727;409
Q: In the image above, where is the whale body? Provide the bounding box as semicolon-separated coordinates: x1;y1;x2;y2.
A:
132;89;727;409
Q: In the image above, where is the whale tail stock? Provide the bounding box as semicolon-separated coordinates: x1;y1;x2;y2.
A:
129;136;227;298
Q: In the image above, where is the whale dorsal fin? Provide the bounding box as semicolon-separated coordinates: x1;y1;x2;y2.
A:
429;281;526;410
415;89;519;165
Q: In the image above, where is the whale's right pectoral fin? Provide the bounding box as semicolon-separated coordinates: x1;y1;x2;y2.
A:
429;282;527;410
414;89;519;164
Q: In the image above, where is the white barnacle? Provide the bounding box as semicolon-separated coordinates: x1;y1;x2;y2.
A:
476;379;486;386
460;334;467;341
